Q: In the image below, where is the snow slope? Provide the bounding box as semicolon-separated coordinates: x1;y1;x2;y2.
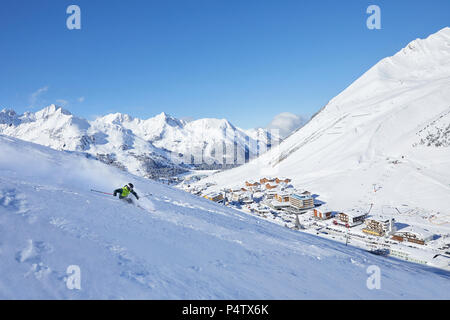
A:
197;27;450;216
1;134;449;299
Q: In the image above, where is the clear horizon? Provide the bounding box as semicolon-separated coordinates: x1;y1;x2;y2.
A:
1;0;449;129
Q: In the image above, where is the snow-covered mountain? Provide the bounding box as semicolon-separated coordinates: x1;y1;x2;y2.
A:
92;111;281;169
0;106;280;178
197;27;450;216
1;134;449;299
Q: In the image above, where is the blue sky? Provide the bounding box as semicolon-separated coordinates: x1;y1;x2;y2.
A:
0;0;449;129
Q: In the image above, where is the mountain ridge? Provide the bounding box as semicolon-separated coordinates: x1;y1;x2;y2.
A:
0;105;281;179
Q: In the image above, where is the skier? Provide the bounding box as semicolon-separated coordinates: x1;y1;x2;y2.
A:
113;183;139;203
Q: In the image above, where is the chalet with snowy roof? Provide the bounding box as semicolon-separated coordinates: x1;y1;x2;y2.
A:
392;226;434;245
265;182;278;190
289;193;314;210
251;204;271;215
274;191;290;203
336;211;367;227
203;192;224;203
245;180;260;187
245;180;261;191
362;218;396;237
265;188;278;199
260;177;276;184
313;208;335;220
269;199;291;210
275;177;292;184
241;192;254;204
230;192;243;203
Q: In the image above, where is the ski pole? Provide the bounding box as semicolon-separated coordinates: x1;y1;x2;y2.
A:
90;189;114;196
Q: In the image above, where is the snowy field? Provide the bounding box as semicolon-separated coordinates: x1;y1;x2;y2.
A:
0;135;449;299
